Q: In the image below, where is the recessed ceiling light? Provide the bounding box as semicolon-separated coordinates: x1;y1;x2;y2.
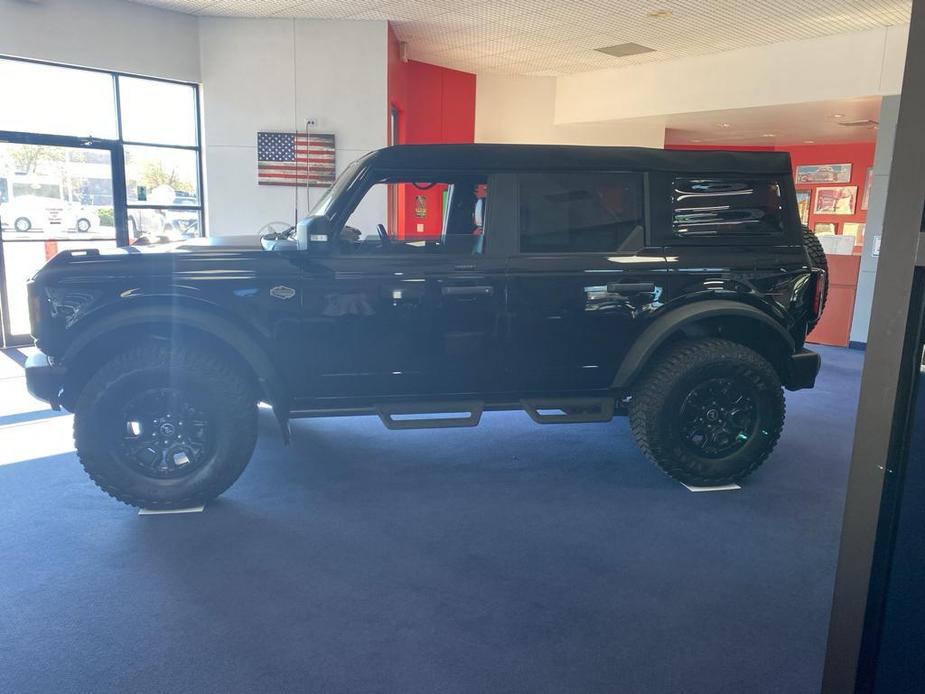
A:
647;9;673;18
718;122;731;128
804;140;815;144
691;139;702;143
833;113;845;118
595;42;656;58
761;133;776;138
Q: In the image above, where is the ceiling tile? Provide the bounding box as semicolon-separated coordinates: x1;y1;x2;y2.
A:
128;0;913;75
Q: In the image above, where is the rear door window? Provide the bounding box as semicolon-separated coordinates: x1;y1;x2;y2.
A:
517;172;645;253
672;177;785;238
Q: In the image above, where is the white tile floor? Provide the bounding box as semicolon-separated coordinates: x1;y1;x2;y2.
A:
0;348;75;467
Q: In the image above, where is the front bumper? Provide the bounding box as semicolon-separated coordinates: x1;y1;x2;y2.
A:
783;348;821;391
25;352;66;410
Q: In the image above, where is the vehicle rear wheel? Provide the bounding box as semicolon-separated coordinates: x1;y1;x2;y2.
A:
14;217;31;232
629;338;785;487
76;217;91;232
74;343;258;508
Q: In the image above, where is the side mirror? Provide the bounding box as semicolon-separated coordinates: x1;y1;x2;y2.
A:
299;216;335;253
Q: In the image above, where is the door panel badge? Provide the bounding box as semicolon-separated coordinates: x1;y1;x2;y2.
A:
270;285;296;300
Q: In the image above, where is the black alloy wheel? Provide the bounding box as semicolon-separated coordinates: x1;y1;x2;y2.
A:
118;387;213;479
677;377;758;459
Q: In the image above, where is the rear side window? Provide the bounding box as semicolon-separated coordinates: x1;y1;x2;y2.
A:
672;178;784;237
518;172;645;253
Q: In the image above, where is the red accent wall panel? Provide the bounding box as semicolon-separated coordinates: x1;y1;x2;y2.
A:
387;25;476;239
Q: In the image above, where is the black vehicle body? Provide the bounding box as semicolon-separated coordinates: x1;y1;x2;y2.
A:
24;144;825;505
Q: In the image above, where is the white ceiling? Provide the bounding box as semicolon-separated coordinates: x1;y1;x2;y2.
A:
663;97;883;146
129;0;912;76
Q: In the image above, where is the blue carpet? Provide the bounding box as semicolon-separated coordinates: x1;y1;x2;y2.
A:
0;345;861;694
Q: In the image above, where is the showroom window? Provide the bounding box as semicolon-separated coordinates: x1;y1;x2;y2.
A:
518;172;645;254
0;56;204;247
672;177;784;237
119;75;202;244
0;56;203;345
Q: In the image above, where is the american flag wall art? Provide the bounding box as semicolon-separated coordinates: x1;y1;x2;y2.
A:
257;132;336;187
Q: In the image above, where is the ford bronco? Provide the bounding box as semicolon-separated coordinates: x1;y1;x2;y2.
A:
25;144;827;507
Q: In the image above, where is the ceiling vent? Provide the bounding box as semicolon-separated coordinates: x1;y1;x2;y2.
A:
837;119;879;128
594;42;655;58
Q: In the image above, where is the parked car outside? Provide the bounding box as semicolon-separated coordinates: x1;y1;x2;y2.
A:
0;194;101;233
127;185;199;243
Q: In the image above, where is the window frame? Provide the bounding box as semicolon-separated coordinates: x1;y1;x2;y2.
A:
0;54;205;246
512;170;650;256
649;171;802;247
333;167;502;258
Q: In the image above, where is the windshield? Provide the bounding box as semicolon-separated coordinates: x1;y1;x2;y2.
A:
308;160;362;218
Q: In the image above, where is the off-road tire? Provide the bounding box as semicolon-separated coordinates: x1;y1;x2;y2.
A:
74;343;258;508
803;226;828;321
629;338;785;487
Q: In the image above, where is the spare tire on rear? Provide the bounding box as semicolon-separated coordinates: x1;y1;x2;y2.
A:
802;226;828;322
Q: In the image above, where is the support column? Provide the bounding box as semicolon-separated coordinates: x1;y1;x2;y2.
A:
849;95;902;345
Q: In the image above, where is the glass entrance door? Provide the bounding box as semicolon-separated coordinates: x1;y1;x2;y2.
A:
0;141;118;346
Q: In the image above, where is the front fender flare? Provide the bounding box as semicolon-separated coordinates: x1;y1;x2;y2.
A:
62;304;292;439
612;300;795;388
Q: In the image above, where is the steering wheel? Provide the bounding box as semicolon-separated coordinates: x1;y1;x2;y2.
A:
377;224;391;247
256;220;294;240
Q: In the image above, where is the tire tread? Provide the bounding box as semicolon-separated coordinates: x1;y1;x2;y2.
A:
73;343;257;509
629;337;785;486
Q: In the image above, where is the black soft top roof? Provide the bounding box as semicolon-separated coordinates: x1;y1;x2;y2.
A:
361;144;792;176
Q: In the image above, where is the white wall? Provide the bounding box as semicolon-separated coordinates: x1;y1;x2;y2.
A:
0;0;200;82
555;25;909;126
475;75;665;147
198;17;388;236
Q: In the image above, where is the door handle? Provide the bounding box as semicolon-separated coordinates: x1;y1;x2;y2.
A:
606;282;655;293
442;285;494;296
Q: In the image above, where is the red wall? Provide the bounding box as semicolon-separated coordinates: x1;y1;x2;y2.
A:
784;142;874;244
388;25;476;239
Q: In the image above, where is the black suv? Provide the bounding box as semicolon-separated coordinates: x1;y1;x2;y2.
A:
25;144;827;508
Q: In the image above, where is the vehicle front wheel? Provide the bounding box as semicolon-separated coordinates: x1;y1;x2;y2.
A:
14;217;32;232
74;343;258;508
76;217;92;232
629;338;785;487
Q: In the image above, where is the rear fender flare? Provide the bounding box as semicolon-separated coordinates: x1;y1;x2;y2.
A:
612;300;795;388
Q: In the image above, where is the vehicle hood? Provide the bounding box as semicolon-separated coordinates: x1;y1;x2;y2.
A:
148;234;265;251
117;234;263;253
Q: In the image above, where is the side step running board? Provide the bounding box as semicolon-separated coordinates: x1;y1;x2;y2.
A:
521;398;615;424
377;401;484;430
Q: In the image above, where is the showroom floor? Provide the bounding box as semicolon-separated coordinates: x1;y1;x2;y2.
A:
0;345;861;694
